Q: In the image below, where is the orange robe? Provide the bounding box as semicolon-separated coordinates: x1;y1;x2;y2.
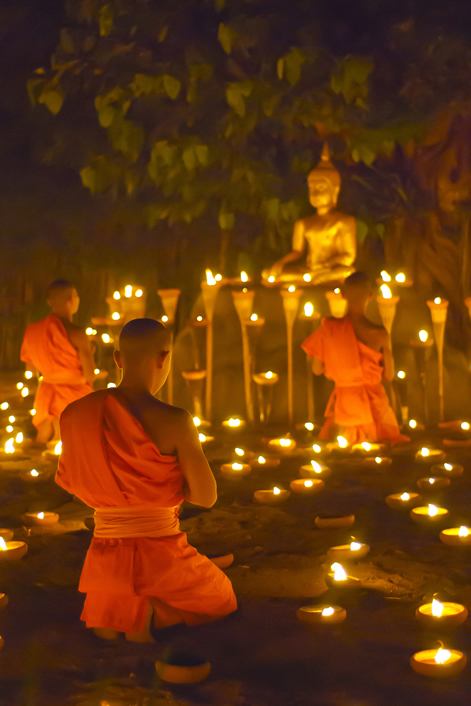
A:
20;314;92;429
55;389;237;633
302;317;409;445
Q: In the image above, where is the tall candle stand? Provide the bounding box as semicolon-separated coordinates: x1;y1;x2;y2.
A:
182;369;207;419
410;332;434;424
201;271;222;421
158;289;181;406
298;303;321;422
394;370;409;427
280;288;303;425
232;289;256;423
376;284;400;417
252;372;279;424
325;289;347;318
427;298;449;422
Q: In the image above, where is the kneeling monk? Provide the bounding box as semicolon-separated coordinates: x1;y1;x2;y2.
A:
20;280;96;442
301;272;409;445
56;318;237;642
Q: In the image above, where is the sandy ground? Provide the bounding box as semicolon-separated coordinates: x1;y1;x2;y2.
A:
1;378;471;705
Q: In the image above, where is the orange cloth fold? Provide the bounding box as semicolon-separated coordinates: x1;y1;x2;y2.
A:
20;314;91;428
56;389;237;633
302;317;409;445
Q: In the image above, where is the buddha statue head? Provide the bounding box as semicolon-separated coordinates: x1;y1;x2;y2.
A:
308;144;341;212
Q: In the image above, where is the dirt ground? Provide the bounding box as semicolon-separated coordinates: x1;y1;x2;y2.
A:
1;376;471;706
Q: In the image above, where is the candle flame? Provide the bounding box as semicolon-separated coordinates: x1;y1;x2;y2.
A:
305;422;314;431
15;432;23;444
459;526;469;537
135;289;143;298
334;288;340;294
304;302;314;317
288;285;296;293
444;463;452;471
6;426;13;433
37;512;44;520
461;422;470;431
240;271;248;282
113;291;120;300
397;370;406;379
409;419;417;429
303;273;312;282
279;438;291;447
228;418;241;427
268;275;275;283
337;436;348;448
124;285;133;298
111;312;120;321
322;607;335;616
235;448;244;457
419;330;428;342
434;297;441;304
215;274;222;282
311;461;322;473
21;388;29;398
258;456;266;464
232;463;243;470
5;439;14;454
304;480;313;487
273;487;281;495
312;444;322;453
435;647;451;664
429;478;436;484
380;270;391;282
30;409;36;416
431;598;444;617
197;316;203;322
25;370;33;379
395;272;406;283
0;538;7;551
193;417;201;426
54;441;62;455
102;333;111;344
250;314;258;321
198;433;206;442
361;442;371;451
400;493;410;501
350;542;362;551
205;269;216;286
380;284;392;299
161;315;168;323
107;383;116;388
0;403;8;410
265;371;273;379
428;504;439;517
31;470;39;477
374;457;382;464
331;563;347;581
420;447;430;457
16;382;23;390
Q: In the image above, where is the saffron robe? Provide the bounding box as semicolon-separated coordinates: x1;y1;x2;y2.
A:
56;389;237;633
20;314;92;429
302;317;408;445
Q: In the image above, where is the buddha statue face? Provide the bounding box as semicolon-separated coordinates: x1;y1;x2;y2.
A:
308;175;340;211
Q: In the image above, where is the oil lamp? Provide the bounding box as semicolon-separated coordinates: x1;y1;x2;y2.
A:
440;526;471;547
416;598;468;630
220;462;251;477
0;536;27;561
410;644;466;677
410;504;449;525
416;476;451;491
289;478;324;495
254;486;290;504
385;492;421;510
297;604;346;625
327;540;370;562
299;460;331;479
249;456;280;469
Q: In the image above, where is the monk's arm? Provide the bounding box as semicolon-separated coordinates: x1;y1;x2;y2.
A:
175;411;217;508
68;329;96;385
380;330;394;381
312;355;325;375
269;220;305;275
323;217;356;267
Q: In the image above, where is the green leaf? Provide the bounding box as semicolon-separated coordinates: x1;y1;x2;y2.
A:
355;219;369;243
226;86;245;117
60;29;74;54
158;26;168;42
284;48;305;86
195;145;208;166
182;147;196;170
163;74;181;100
218;23;232;54
80;165;96;192
265;197;280;219
39;88;63;115
277;58;284;80
219;211;235;230
98;104;115;127
99;4;113;37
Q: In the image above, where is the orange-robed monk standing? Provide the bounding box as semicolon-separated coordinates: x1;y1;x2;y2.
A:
20;280;99;443
56;318;237;643
302;272;409;445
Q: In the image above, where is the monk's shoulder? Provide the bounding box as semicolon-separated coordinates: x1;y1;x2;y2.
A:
64;322;87;341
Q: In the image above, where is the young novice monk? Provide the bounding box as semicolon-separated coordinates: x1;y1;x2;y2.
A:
56;318;237;642
20;280;97;443
302;272;409;445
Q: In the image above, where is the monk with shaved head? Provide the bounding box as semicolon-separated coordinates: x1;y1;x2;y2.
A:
21;280;101;442
56;318;237;642
302;272;409;444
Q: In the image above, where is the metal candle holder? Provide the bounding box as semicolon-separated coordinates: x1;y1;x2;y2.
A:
410;336;434;424
232;290;255;423
427;299;449;422
298;308;321;422
201;273;222;421
158;289;181;405
280;288;303;425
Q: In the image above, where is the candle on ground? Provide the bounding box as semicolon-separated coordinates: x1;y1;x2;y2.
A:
267;437;296;454
416;599;468;630
326;562;360;588
315;514;355;529
363;456;392;468
416;476;451;491
254;487;290;504
22;511;59;526
415;447;446;463
431;463;463;478
289;478;324;495
385;492;421;510
327;541;370;562
297;605;346;625
222;418;245;430
249;456;280;469
410;504;449;525
0;537;28;560
410;646;466;677
299;460;331;479
0;529;14;542
220;462;251;477
440;526;471;546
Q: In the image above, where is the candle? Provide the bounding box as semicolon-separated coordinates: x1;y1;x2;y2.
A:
385;492;422;510
0;537;28;561
363;456;392;468
410;504;449;525
325;435;350;452
253;487;290;504
0;529;14;542
352;441;386;455
289;478;324;495
233;447;254;460
252;371;279;385
415;447;446;463
249;456;280;469
240;271;249;283
327;541;370;562
299;460;331;479
440;526;471;547
416;476;451;491
198;433;215;445
431;462;463;478
380;270;391;282
220;462;251;477
315;514;355;529
22;511;59;526
395;272;406;284
222;418;245;430
297;604;346;625
267;437;296;454
416;599;468;630
20;468;50;482
410;646;466;677
325;562;360;588
0;402;8;411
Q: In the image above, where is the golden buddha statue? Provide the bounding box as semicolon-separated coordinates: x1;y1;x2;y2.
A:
263;144;356;285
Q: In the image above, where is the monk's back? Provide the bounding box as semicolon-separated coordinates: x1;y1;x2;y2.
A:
348;314;386;353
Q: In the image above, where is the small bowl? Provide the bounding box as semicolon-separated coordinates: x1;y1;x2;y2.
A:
0;529;14;542
410;649;466;677
415;602;468;630
416;477;451;492
327;543;370;562
0;541;28;560
254;489;290;505
299;463;331;479
431;463;463;478
297;604;346;626
410;506;449;525
385;493;421;510
208;554;234;569
315;514;355;529
440;528;471;547
155;653;211;684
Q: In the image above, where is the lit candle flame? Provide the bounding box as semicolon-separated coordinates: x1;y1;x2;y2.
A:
21;388;29;398
197;316;203;322
102;333;111;344
429;478;435;484
113;291;120;300
37;512;45;520
273;487;281;495
304;302;314;317
305;422;314;431
6;426;13;433
395;272;406;283
380;284;392;299
198;433;206;442
25;370;33;379
193;417;201;426
265;371;273;379
303;273;312;282
215;274;222;282
337;436;348;448
240;271;248;282
124;285;133;298
250;314;258;321
420;447;430;457
268;276;275;283
15;432;23;444
321;607;335;616
228;418;241;427
409;419;417;429
54;441;62;455
30;409;36;416
304;480;313;487
5;439;14;454
459;526;469;537
334;288;340;294
0;538;7;551
400;493;410;501
374;456;382;464
235;448;244;457
312;444;322;453
16;382;23;390
257;456;266;464
434;297;441;304
444;463;452;471
331;563;347;581
419;330;428;343
288;285;296;292
361;442;371;451
350;542;362;551
231;463;243;470
135;289;143;298
279;438;291;447
107;383;116;388
435;648;451;665
428;504;438;517
311;461;322;473
30;470;39;477
0;403;8;411
461;422;470;431
397;370;406;379
161;315;168;323
94;369;100;375
111;312;120;320
380;270;391;282
205;269;216;286
431;599;444;617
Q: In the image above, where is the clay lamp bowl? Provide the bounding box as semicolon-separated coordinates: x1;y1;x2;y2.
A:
326;436;350;454
431;462;463;478
325;562;361;589
315;514;355;529
393;273;413;287
0;593;8;613
220;462;251;478
410;646;466;677
415;447;446;464
189;317;208;328
299;460;331;479
408;419;425;432
363;456;392;469
442;421;471;447
352;441;386;456
0;438;24;460
267;437;296;455
254;486;290;505
410;504;449;525
208;553;234;569
290;478;324;495
385;492;421;510
0;529;14;542
198;432;215;445
0;537;28;561
21;511;59;527
416;476;451;492
306;442;330;458
297;604;346;626
155;652;211;684
20;468;50;482
327;541;370;563
440;526;471;546
416;599;468;630
222;418;245;431
249;455;280;469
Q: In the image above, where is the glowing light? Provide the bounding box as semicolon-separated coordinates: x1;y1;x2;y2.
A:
0;538;7;551
361;442;371;451
268;275;275;283
240;271;248;283
16;382;23;390
420;447;430;457
86;327;94;335
400;493;410;501
273;487;281;495
135;289;143;298
312;444;322;454
54;441;62;455
37;512;45;520
334;288;340;294
30;409;36;416
205;269;216;286
311;461;322;473
30;470;39;477
350;542;362;551
279;438;291;447
198;433;206;442
197;316;203;322
419;330;428;343
94;369;100;375
331;563;347;581
444;463;453;471
8;416;14;423
162;315;168;323
215;274;222;282
107;382;116;388
429;478;436;484
305;422;314;431
304;480;313;487
193;417;201;427
304;302;314;317
435;648;451;665
397;370;406;379
113;291;121;300
15;433;23;444
428;504;438;517
303;273;312;282
409;419;417;429
258;456;266;464
461;422;470;431
124;285;133;298
228;418;241;427
337;436;348;448
0;403;8;411
111;312;120;321
395;272;406;283
250;314;258;321
431;599;444;617
322;607;335;617
25;371;33;380
380;284;392;299
5;439;14;454
21;387;29;398
434;297;441;304
242;288;247;293
374;457;382;464
459;526;469;537
265;371;273;379
380;270;391;282
6;426;13;433
288;285;296;293
231;463;243;470
235;448;244;457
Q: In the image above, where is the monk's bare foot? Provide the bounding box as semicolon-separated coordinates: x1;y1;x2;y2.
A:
93;627;120;640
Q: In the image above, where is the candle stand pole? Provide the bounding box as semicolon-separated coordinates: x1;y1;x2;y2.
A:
410;338;434;424
201;281;222;421
252;373;279;424
158;289;181;406
281;289;303;425
427;299;449;422
298;312;321;422
232;290;255;423
376;292;400;416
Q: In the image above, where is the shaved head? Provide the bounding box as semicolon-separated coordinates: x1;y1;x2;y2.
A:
47;279;76;305
118;318;171;365
341;272;373;305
